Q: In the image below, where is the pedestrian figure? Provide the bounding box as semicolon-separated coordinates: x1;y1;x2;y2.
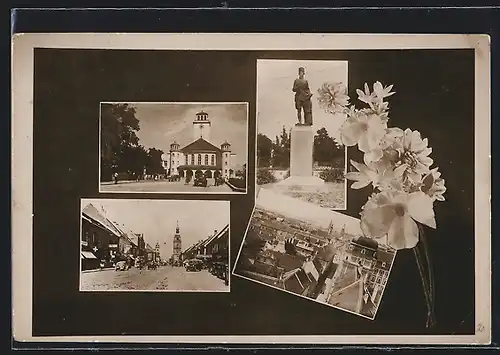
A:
113;172;118;184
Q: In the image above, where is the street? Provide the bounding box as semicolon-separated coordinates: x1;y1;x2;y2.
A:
80;266;229;291
100;180;233;193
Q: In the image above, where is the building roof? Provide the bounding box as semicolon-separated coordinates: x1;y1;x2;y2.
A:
145;243;154;252
352;236;379;251
82;204;123;238
180;138;221;153
201;224;229;248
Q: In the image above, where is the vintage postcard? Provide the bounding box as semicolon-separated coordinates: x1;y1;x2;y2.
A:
11;33;491;345
233;188;396;320
99;102;248;194
80;199;230;292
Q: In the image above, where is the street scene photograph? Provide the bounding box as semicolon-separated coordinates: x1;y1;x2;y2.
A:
99;102;248;194
256;60;348;210
80;199;230;292
233;188;396;319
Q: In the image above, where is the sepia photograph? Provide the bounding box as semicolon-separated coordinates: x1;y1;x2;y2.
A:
80;199;230;292
256;60;348;210
99;102;248;194
12;31;490;345
233;188;396;319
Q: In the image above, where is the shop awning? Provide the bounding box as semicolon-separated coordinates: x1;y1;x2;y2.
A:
81;251;98;259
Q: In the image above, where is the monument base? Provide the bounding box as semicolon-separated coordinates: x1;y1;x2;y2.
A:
278;175;325;187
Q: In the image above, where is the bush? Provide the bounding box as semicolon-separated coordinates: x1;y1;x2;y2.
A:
319;167;345;183
257;168;277;185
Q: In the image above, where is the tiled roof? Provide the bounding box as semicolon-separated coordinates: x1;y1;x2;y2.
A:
82;204;123;237
180;138;221;153
201;224;229;247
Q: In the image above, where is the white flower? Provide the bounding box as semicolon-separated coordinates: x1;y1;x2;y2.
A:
360;190;436;250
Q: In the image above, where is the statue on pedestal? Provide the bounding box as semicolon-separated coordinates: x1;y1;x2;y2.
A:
292;67;313;126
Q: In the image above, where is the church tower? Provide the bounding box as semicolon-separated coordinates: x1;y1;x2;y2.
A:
172;221;182;262
169;141;181;176
193;110;211;142
155;241;160;262
221;141;232;179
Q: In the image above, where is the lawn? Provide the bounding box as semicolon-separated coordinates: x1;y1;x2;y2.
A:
259;181;346;210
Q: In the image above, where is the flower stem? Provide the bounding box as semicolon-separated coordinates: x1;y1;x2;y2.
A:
419;225;436;325
413;245;435;328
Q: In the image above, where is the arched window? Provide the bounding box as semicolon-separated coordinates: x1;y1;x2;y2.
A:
205;154;209;165
211;154;215;165
198;154;202;165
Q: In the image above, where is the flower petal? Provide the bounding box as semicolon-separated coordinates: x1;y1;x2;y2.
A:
363;148;383;165
360;205;397;238
387;215;419;250
340;118;365;146
407;191;436;229
344;172;364;181
351;180;372;189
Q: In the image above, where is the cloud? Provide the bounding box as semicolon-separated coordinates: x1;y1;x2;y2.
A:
132;103;248;166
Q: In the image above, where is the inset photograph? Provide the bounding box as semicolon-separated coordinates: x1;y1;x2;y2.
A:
80;199;230;292
233;188;396;320
256;60;348;210
99;102;248;194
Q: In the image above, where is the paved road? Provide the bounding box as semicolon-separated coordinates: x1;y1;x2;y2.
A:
80;266;229;291
100;180;234;193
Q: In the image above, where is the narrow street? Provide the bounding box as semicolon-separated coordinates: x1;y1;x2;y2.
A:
100;180;233;193
80;266;229;291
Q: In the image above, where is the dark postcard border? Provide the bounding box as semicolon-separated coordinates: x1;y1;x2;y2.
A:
31;48;475;337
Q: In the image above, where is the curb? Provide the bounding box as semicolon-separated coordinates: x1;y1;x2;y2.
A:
82;267;115;274
224;181;246;193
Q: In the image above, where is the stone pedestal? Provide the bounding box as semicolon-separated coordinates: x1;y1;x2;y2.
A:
279;124;325;186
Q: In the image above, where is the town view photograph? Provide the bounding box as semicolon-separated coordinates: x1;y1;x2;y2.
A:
233;188;396;319
256;60;348;210
99;102;248;194
80;199;230;292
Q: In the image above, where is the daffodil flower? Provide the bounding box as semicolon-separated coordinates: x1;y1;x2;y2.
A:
340;113;388;153
360;190;436;250
363;127;405;165
345;159;406;190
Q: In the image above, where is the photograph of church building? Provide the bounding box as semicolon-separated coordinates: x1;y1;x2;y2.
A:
163;110;237;182
100;102;248;194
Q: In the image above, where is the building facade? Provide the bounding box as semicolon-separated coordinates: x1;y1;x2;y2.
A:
81;203;123;270
162;111;237;180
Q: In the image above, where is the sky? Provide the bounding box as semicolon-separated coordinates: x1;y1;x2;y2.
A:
128;102;248;168
256;188;362;236
257;60;348;142
82;199;230;259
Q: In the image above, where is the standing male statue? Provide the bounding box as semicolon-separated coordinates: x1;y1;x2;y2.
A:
292;67;313;126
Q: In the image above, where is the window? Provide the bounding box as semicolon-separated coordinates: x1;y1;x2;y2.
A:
382;262;387;268
211;155;215;165
198;154;202;165
361;249;366;254
225;169;228;175
225;161;228;165
205;154;209;165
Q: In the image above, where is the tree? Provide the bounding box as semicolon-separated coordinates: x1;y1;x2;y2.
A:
271;126;291;168
257;133;273;167
101;103;142;179
146;148;165;175
313;127;344;166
